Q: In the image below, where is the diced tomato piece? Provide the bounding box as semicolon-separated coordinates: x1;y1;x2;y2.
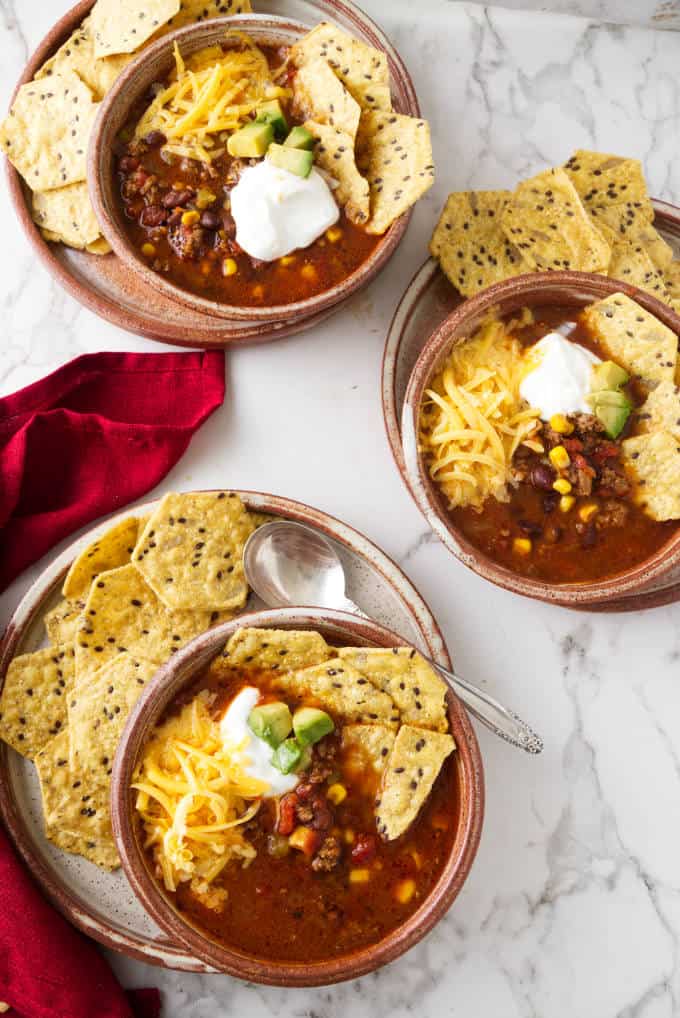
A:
572;453;596;477
351;834;377;865
563;438;583;452
276;793;297;836
592;444;620;462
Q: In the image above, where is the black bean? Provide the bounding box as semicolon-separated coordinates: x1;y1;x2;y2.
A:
530;463;556;491
200;210;221;229
144;130;166;148
161;190;182;209
518;519;543;537
581;522;597;549
542;493;559;514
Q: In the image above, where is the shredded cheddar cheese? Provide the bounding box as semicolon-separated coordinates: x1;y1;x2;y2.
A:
419;316;540;510
133;691;263;897
134;34;291;164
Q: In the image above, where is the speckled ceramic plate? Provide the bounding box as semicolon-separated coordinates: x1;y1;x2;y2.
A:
382;199;680;613
5;0;419;348
0;491;455;971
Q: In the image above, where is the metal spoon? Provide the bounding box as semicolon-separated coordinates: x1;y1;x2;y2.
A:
243;521;543;755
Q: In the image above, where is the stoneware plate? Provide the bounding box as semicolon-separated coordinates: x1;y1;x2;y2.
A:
112;608;484;986
5;0;419;348
383;199;680;612
0;491;464;971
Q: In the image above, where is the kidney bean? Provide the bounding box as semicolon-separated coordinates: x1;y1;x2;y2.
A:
200;210;222;230
167;209;183;226
310;797;332;831
351;834;377;865
139;205;167;227
276;793;297;836
118;155;139;173
530;463;556;491
144;130;167;147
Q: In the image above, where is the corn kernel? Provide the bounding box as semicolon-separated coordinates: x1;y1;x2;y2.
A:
394;878;416;904
181;210;200;226
279;254;295;266
141;242;156;258
559;495;576;513
326;226;342;243
513;537;532;556
288;827;316;854
222;258;238;277
579;502;599;523
343;829;355;844
549;413;574;435
327;783;347;805
301;264;317;281
549;445;571;469
553;478;572;495
349;868;371;884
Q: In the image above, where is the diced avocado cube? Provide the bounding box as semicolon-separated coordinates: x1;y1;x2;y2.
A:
594;401;632;439
247;702;293;749
586;388;631;410
266;143;313;178
227;121;274;158
255;99;288;141
591;360;629;391
271;738;304;775
293;707;334;748
284;126;315;151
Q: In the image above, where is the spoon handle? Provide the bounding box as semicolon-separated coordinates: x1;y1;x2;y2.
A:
340;597;542;754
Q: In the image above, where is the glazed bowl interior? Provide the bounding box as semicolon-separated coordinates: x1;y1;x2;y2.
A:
88;14;414;324
401;271;680;609
111;607;483;986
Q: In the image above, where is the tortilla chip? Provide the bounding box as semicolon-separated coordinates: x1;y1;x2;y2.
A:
304;121;369;224
375;725;455;841
606;241;673;305
35;731;119;868
86;237;111;255
664;262;680;304
338;647;448;733
155;0;252;35
500;167;611;273
294;59;361;139
341;723;396;777
36;16;133;101
0;73;98;190
68;653;158;773
91;0;180;58
356;111;434;235
581;292;678;392
290;23;392;113
133;492;254;612
75;564;210;680
564;150;653;218
634;380;680;438
62;516;139;600
44;599;84;646
430;190;528;297
222;627;332;672
32;182;101;250
592;205;674;271
622;429;680;520
277;658;399;727
0;646;74;758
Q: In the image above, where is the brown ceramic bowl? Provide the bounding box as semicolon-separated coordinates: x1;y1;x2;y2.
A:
400;272;680;610
111;607;484;986
88;15;416;325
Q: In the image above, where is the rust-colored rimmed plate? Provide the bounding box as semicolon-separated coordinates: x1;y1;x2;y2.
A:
382;198;680;612
5;0;419;348
0;490;467;971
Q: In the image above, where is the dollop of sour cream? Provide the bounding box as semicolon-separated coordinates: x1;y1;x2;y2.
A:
219;686;298;797
230;160;340;262
520;331;602;419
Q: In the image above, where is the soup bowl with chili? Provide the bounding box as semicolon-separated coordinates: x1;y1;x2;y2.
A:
401;273;680;609
89;15;420;326
111;608;483;985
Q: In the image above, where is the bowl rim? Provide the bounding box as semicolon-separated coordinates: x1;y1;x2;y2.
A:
111;606;484;986
400;270;680;608
87;13;415;324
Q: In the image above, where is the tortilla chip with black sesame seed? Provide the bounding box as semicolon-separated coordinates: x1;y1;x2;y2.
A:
341;724;396;784
634;380;680;439
62;516;140;600
664;262;680;305
622;429;680;520
606;241;674;307
581;292;678;393
429;191;529;298
290;22;392;113
91;0;180;58
304;120;370;224
150;0;252;39
221;627;332;672
376;725;455;841
35;730;119;869
356;111;434;235
593;207;674;272
44;599;85;646
294;59;361;140
32;181;102;251
35;16;133;101
85;236;112;255
500;167;611;273
338;646;448;733
0;72;99;191
0;645;75;759
563;150;653;220
133;491;255;612
276;658;399;727
75;563;210;682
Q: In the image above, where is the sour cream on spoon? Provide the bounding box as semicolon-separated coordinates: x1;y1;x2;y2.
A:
230;160;340;262
219;686;299;797
519;331;601;420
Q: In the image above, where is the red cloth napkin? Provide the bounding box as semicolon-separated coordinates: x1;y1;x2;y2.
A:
0;351;225;592
0;826;161;1017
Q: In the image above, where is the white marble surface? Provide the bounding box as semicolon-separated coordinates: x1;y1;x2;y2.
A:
2;2;680;1016
467;0;680;30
